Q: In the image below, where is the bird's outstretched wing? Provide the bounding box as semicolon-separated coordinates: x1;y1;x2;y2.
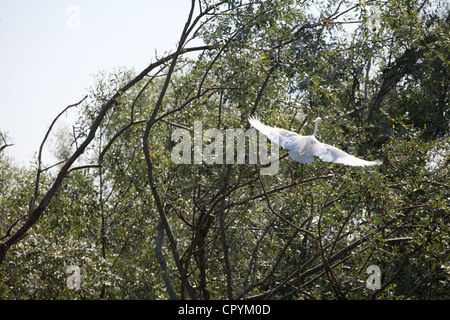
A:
311;141;382;167
248;116;306;150
249;116;381;167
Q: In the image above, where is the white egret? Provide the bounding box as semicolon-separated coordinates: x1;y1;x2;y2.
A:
248;116;382;167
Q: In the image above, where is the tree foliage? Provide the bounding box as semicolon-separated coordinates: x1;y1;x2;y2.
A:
1;0;449;300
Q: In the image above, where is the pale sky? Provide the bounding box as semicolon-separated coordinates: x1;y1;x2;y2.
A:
0;0;194;166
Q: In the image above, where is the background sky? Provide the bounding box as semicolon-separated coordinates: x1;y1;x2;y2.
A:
0;0;194;166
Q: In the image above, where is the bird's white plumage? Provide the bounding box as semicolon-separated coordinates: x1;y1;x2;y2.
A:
248;116;381;167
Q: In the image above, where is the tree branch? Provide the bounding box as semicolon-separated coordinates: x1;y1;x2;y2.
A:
142;0;199;299
0;44;215;266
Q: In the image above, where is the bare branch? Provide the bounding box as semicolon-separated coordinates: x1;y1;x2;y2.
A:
0;131;13;153
0;44;215;266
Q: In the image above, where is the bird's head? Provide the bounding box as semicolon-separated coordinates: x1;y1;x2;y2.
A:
312;117;323;137
313;117;323;124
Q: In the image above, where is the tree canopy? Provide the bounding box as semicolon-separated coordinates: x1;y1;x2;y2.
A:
1;0;449;300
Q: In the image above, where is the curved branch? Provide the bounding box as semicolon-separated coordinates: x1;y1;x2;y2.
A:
0;45;215;266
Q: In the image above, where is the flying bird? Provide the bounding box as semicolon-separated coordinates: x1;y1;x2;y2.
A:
248;116;381;167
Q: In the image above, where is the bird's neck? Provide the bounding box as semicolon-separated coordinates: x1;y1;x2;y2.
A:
313;122;319;136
